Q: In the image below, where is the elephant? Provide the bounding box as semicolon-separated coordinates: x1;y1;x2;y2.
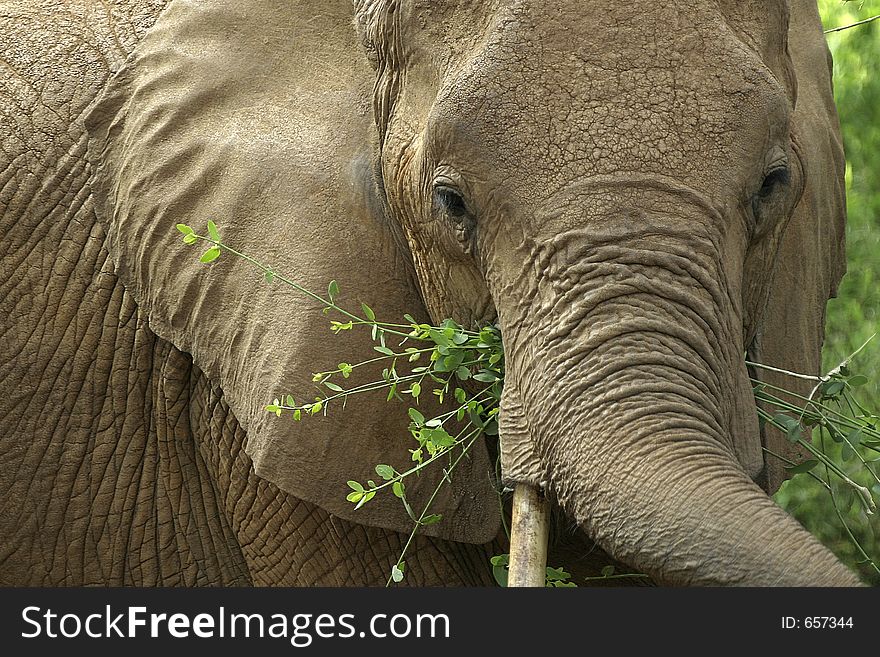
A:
0;0;862;586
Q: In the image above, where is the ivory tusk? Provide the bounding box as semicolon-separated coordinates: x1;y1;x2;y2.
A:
507;483;550;587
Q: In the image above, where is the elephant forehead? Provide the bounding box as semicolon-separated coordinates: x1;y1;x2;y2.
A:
426;0;787;202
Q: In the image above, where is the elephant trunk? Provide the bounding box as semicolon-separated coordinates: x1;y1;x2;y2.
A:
497;235;860;586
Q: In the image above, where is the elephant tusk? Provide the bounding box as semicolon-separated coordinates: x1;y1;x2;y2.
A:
507;484;551;587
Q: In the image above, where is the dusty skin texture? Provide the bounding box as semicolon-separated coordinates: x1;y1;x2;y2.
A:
0;0;860;585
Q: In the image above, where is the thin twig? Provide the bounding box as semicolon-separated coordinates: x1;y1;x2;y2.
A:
824;14;880;34
745;361;823;381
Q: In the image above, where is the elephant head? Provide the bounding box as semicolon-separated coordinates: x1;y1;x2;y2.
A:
85;0;857;584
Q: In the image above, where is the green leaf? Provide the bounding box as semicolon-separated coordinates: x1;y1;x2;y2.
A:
264;271;274;283
829;427;845;443
785;459;819;474
324;381;344;392
847;428;863;447
373;346;395;356
286;395;294;407
408;407;425;426
199;246;221;263
346;491;363;503
392;481;405;498
391;563;405;583
183;233;198;244
770;413;801;442
490;554;509;587
362;303;376;322
310;401;323;415
427;328;451;347
176;223;194;235
293;409;302;421
420;514;442;526
355;490;375;510
328;279;339;303
347;480;364;493
545;566;571;582
265;404;279;413
473;371;499;383
849;374;869;388
601;565;616;578
435;428;457;448
455;366;471;381
819;380;845;399
452;331;469;345
207;220;220;241
410;382;421;398
444;351;465;369
375;464;395;481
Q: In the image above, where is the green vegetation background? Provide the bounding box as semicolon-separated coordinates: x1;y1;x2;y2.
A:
773;1;880;584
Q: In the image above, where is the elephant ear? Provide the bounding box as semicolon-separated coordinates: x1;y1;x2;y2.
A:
83;0;499;543
749;1;847;493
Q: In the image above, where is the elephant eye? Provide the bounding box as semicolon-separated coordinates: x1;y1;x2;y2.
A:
433;185;469;219
432;183;477;254
757;166;790;199
750;164;791;235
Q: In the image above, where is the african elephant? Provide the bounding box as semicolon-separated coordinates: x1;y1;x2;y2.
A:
0;0;861;586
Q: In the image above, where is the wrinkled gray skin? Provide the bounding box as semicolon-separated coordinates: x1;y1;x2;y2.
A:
0;0;861;585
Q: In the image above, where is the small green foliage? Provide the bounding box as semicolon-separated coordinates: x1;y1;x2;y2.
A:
392;481;405;499
200;247;221;263
407;408;425;426
490;554;509;587
375;464;395;481
207;220;220;242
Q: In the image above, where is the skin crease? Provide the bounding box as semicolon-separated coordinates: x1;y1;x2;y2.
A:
0;0;857;586
363;0;860;585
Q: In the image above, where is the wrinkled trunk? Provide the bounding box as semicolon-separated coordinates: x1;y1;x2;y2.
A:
498;237;860;586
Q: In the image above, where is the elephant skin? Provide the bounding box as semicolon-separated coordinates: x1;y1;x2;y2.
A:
0;0;861;586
